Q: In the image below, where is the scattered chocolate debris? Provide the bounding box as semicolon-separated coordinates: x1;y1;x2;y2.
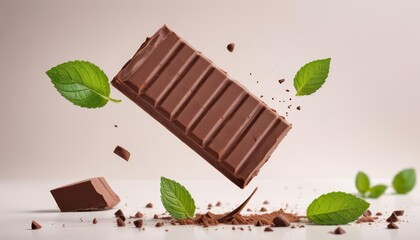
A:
260;207;267;212
227;43;235;52
256;81;259;83
145;203;153;208
273;215;290;227
271;97;274;100
376;212;383;216
134;219;143;228
113;145;131;161
393;210;404;216
387;213;399;222
287;105;291;109
216;201;222;207
114;125;118;128
363;210;372;217
92;218;97;224
31;220;42;230
155;222;164;227
296;106;301;111
117;217;125;227
264;227;273;232
246;208;252;212
263;200;270;205
114;209;125;221
332;226;346;235
291;225;296;229
387;222;399;229
250;73;252;75
133;211;144;218
278;79;285;84
153;214;159;219
232;226;236;230
208;203;213;208
285;89;290;92
260;95;263;98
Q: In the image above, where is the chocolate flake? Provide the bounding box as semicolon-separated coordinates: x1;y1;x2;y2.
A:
332;227;346;234
376;212;383;216
227;43;235;52
246;208;252;212
117;217;125;227
153;214;159;219
296;106;301;111
286;89;290;92
113;145;131;161
134;211;144;218
145;203;153;208
273;215;290;227
387;213;399;222
134;219;143;228
114;209;125;221
264;227;273;232
393;210;404;216
92;218;97;224
31;220;42;230
208;203;213;208
278;79;285;84
387;222;399;229
114;125;118;128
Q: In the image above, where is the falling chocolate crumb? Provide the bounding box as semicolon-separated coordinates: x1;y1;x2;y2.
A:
278;79;285;84
145;203;153;208
387;213;399;222
133;219;143;228
239;227;244;231
286;89;290;92
114;209;126;221
363;210;372;217
117;217;125;227
264;227;273;232
296;106;301;111
250;73;252;75
216;201;222;207
287;105;291;109
208;203;213;208
387;222;399;229
92;218;97;224
393;210;404;216
133;211;144;218
260;207;267;212
227;43;235;52
232;226;236;230
263;200;270;205
113;146;131;161
155;222;164;227
256;81;259;83
376;212;383;216
31;220;42;230
273;215;290;227
271;97;274;100
332;227;346;234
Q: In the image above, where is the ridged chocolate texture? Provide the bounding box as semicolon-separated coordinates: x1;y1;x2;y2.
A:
112;25;291;188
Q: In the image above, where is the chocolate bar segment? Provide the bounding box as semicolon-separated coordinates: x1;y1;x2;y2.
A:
50;177;120;212
112;25;291;188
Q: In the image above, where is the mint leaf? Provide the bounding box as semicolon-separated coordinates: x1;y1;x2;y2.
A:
306;192;370;225
393;168;416;194
356;171;370;196
46;60;121;108
366;184;387;198
294;58;331;96
160;177;195;219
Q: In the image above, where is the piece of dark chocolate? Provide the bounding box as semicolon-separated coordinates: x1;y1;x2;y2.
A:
227;43;235;52
393;210;404;216
117;217;125;227
264;227;273;232
134;219;143;228
333;227;346;234
145;203;153;208
31;220;42;230
50;177;120;212
93;218;98;224
114;209;126;221
112;25;291;188
273;215;290;227
113;145;130;161
387;222;399;229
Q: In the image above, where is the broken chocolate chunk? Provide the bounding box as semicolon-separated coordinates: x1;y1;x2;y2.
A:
387;222;399;229
264;227;273;232
363;210;372;217
133;211;144;218
31;220;42;230
278;79;285;84
387;213;399;222
227;43;235;52
332;227;346;234
393;210;404;216
134;219;143;228
260;207;267;212
92;218;97;224
296;106;301;111
155;222;164;227
50;177;120;212
273;215;290;227
145;203;153;208
117;217;125;227
114;209;125;221
113;145;131;161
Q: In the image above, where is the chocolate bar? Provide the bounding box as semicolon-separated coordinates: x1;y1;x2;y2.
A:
112;25;291;188
50;177;120;212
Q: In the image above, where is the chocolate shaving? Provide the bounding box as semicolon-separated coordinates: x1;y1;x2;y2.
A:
113;145;130;161
216;187;257;222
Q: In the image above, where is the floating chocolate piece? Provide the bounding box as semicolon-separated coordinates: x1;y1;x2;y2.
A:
273;215;290;227
133;211;144;218
333;227;346;234
50;177;120;212
393;210;404;216
215;201;222;207
227;43;235;52
31;220;42;230
387;222;399;229
260;207;267;212
113;145;130;161
134;219;143;228
112;25;291;188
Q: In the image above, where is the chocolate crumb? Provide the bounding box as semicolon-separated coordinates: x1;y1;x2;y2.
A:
296;106;301;111
117;217;125;227
246;208;252;212
264;227;273;232
92;218;97;224
363;210;372;217
263;200;270;205
113;145;131;161
165;229;169;232
287;105;291;109
332;227;346;234
271;97;274;100
31;220;42;230
153;214;159;219
62;224;65;227
232;226;236;230
299;225;305;228
273;215;290;227
286;89;290;92
155;222;164;227
387;213;399;222
133;211;143;218
393;210;404;216
227;43;235;52
145;203;153;208
114;125;118;128
387;222;399;229
216;201;222;207
260;207;267;212
255;220;263;226
256;81;259;83
250;73;252;75
114;209;125;221
376;212;383;216
278;79;285;84
239;227;244;231
208;203;213;208
134;219;143;228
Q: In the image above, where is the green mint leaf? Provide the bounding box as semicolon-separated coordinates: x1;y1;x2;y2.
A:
393;168;416;194
294;58;331;96
366;184;387;198
355;171;370;196
306;191;370;225
46;60;121;109
160;177;196;219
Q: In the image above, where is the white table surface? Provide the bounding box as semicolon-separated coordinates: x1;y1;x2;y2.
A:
0;179;418;240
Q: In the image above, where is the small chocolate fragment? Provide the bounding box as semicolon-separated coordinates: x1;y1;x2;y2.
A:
387;222;399;229
264;227;273;232
263;200;270;205
113;145;131;161
260;207;267;212
393;210;404;216
114;124;118;128
145;203;153;208
133;211;144;218
286;89;290;92
92;218;97;224
114;209;125;221
278;79;285;84
296;106;301;111
153;214;159;219
208;203;213;208
255;220;263;226
246;208;252;212
273;215;290;227
227;43;235;52
31;220;42;230
332;227;346;234
363;210;372;217
376;212;383;216
134;219;143;228
232;226;236;230
155;222;164;227
165;229;169;232
50;177;120;212
216;201;222;207
387;213;399;222
117;217;125;227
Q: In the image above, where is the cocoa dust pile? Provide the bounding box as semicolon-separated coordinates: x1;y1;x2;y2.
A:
176;209;303;227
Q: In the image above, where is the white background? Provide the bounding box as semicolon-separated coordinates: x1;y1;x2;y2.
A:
1;0;419;183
